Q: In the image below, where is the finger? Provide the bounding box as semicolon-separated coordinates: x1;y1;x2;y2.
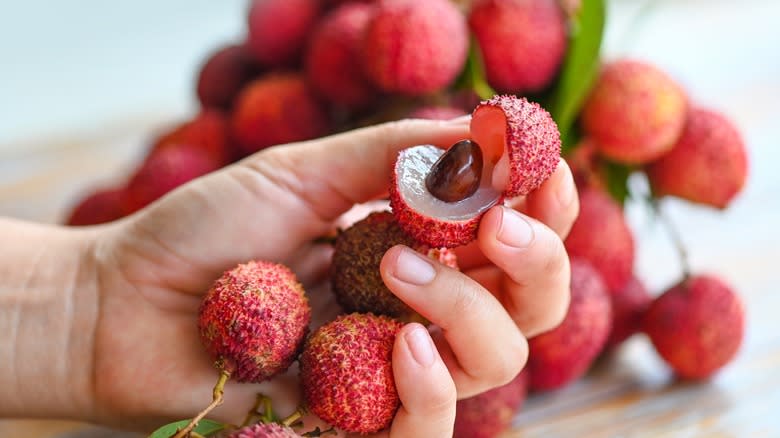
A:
380;246;528;397
477;205;571;337
520;159;579;239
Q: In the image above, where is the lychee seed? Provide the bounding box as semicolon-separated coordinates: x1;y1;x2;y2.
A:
425;140;484;203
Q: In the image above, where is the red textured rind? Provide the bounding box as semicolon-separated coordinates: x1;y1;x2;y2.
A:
363;0;468;95
227;423;301;438
246;0;321;66
528;259;612;391
196;44;261;111
473;95;561;197
149;110;232;166
454;371;528;438
646;108;748;209
581;60;688;164
66;188;127;226
564;187;635;292
469;0;567;94
605;275;652;348
643;275;744;379
198;261;311;383
300;313;403;434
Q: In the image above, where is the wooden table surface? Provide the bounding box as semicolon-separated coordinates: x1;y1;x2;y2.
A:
1;0;779;437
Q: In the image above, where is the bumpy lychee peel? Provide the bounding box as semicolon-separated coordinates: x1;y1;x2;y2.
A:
646;108;748;209
300;313;403;434
469;0;567;94
528;259;612;391
582;60;688;164
332;211;458;317
454;371;528;438
198;261;311;383
247;0;321;66
606;274;652;348
196;44;261;111
66;188;126;225
643;275;744;379
227;423;302;438
150;109;232;166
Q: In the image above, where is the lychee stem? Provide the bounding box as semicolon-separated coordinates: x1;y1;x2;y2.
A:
281;405;308;428
241;393;276;427
652;200;691;280
172;367;231;438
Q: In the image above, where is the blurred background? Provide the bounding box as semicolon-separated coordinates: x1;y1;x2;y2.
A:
1;0;778;436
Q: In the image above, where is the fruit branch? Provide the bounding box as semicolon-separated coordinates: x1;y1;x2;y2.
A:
172;367;231;438
652;200;691;280
281;405;308;428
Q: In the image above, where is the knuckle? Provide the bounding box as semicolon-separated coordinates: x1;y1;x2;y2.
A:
448;277;481;317
542;235;569;278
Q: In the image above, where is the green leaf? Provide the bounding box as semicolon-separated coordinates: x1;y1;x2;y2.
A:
148;419;227;438
547;0;606;148
600;160;633;205
454;38;496;100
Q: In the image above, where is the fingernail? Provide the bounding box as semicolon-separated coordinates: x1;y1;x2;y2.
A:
445;115;472;125
393;247;436;285
405;325;435;367
557;166;576;207
496;207;534;248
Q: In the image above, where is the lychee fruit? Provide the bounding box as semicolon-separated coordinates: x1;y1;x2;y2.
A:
300;313;403;434
408;105;468;121
122;144;222;213
231;73;329;156
390;95;561;248
643;274;745;379
564;187;635;292
331;211;458;318
527;258;612;391
454;371;528;438
469;0;567;94
149;109;232;166
605;274;652;349
66;187;126;226
565;137;607;191
305;2;378;109
226;423;302;438
363;0;468;95
581;60;688;164
198;261;311;383
246;0;321;66
196;44;262;111
646;107;748;209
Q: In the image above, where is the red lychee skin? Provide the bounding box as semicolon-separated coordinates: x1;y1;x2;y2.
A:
305;3;378;109
528;259;612;391
246;0;321;66
564;187;635;292
300;313;403;434
454;371;528;438
149;110;232;166
66;188;127;226
646;108;748;209
198;261;311;383
408;105;468;121
643;275;744;379
231;74;329;156
123;145;222;213
227;423;302;438
196;44;262;111
581;60;688;164
565;138;607;191
469;0;567;94
363;0;468;96
605;275;652;349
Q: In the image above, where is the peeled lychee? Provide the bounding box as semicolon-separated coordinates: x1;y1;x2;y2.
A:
149;110;232;166
527;259;611;391
363;0;468;95
231;73;329;156
605;274;652;349
196;44;261;111
66;187;126;225
564;187;635;292
646;107;748;209
246;0;321;66
227;423;301;438
390;95;561;248
408;105;468;121
469;0;567;94
198;261;311;383
300;313;403;434
581;60;688;164
331;211;458;317
454;371;528;438
643;274;744;379
305;3;378;109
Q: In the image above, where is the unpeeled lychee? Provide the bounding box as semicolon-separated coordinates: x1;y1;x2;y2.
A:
605;274;652;349
66;187;126;225
305;3;378;109
196;44;262;111
646;107;748;209
643;274;744;379
363;0;468;95
469;0;567;94
300;313;403;434
581;60;688;164
391;95;561;248
246;0;321;66
527;259;611;391
564;187;635;292
149;110;232;166
331;211;458;318
231;74;330;156
227;423;301;438
198;261;311;383
454;371;528;438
